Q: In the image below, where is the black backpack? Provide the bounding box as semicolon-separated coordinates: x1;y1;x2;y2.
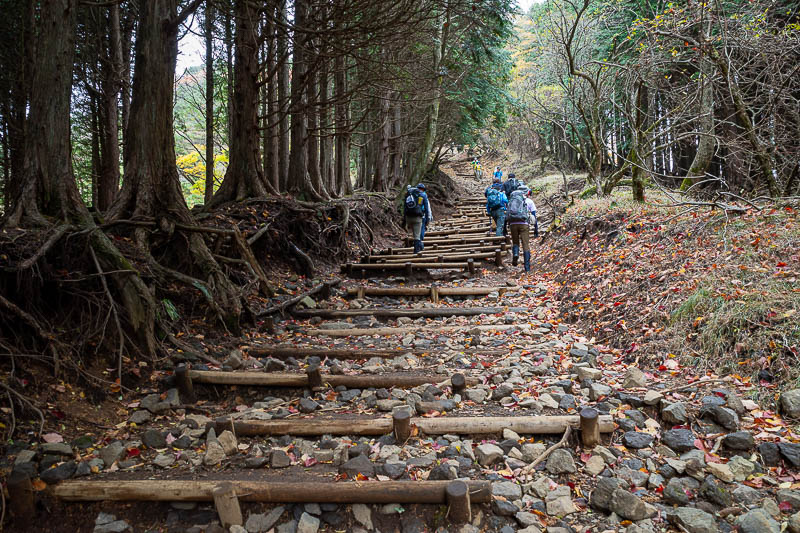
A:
404;188;425;216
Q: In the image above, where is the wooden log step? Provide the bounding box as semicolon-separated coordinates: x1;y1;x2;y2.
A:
377;252;497;264
50;480;492;504
365;245;506;262
187;370;478;389
292;306;512;319
306;323;526;337
403;235;507;246
344;286;507;299
247;346;509;359
341;262;471;277
213;415;616;437
371;241;504;256
423;227;492;237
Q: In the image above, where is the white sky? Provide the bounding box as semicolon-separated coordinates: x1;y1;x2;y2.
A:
177;0;544;72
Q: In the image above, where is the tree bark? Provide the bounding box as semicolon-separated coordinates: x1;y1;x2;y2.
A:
334;54;352;196
264;2;279;191
97;1;123;212
305;36;328;200
109;0;241;332
208;0;275;208
277;0;290;192
680;60;715;192
204;0;215;205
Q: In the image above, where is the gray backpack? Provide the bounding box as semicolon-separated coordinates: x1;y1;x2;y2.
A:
507;191;527;222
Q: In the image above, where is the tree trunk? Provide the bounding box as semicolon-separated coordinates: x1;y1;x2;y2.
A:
680;60;715;192
224;7;234;148
334;54;352;196
97;1;123;212
264;3;279;191
305;37;328;200
204;0;214;205
319;51;334;196
109;0;241;332
120;9;134;154
277;0;290;192
208;0;274;208
90;94;101;209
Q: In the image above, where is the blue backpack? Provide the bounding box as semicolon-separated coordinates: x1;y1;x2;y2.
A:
404;188;425;216
486;188;503;211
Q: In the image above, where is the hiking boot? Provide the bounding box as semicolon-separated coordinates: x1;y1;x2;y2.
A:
413;240;422;254
512;245;519;266
523;251;531;272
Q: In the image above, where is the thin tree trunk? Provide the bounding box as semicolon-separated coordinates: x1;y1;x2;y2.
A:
334;54;352;196
277;0;290;192
224;6;234;148
680;60;714;192
97;0;122;212
264;2;279;191
91;94;101;209
305;37;328;200
204;0;214;205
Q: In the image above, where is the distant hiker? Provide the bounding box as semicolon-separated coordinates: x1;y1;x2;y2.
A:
403;184;430;254
506;185;536;272
417;183;433;242
502;172;521;197
473;158;483;180
485;180;508;237
493;166;502;181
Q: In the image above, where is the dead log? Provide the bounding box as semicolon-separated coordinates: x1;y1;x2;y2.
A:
256;280;340;317
292;307;520;319
343;286;508;299
378;252;498;264
49;480;492;504
233;226;275;297
288;241;314;277
212;483;243;528
246;346;508;359
305;323;523;337
446;481;471;524
213;414;616;437
580;407;601;448
188;369;477;389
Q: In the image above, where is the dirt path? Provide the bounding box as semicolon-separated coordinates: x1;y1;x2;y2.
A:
7;156;797;533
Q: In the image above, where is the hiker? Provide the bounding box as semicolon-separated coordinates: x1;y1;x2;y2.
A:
417;183;433;242
403;184;430;254
493;166;502;181
485;179;508;237
502;172;521;197
473;158;483;180
506;184;537;272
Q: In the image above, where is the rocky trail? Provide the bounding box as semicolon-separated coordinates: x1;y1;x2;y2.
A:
5;158;800;533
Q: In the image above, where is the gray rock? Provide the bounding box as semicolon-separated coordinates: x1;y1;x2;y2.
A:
589;383;612;401
223;349;243;370
14;449;37;465
271;449;292;468
94;519;132;533
492;481;523;500
723;431;755;450
673;507;718;533
153;453;175;468
40;460;77;483
521;443;546;463
299;398;319;413
276;520;297;533
728;456;755;481
475;443;505;466
142;429;166;449
781;389;800;418
296;512;319;533
608;488;656;520
217;430;238;456
662;429;696;453
590;477;624;510
623;367;647;388
623;431;654;449
700;475;732;507
128;410;152;425
733;484;761;503
546;449;576;474
546;495;576;517
203;441;226;466
789;512;800;533
246;508;286;533
339;454;374;477
352;503;373;530
708;406;739;430
464;388;487;403
664;477;696;505
777;489;800;512
662;403;689;425
41;442;73;456
735;508;780;533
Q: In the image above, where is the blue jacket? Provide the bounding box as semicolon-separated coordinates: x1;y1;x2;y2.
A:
485;188;508;215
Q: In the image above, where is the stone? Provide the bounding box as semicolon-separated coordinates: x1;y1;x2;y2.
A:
339;454;374;478
733;484;761;503
700;475;732;507
503;428;521;440
735;508;780;533
623;432;654;449
546;496;576;517
779;443;800;467
539;394;559;409
352;503;373;530
246;507;286;533
790;512;800;533
781;389;800;418
428;464;456;480
216;430;237;456
706;462;734;483
464;388;487;403
142;429;166;449
673;507;718;533
128;410;152;424
42;442;73;456
728;456;755;482
662;429;696;453
40;460;77;483
759;442;781;466
708;406;739;430
276;520;297;533
14;450;37;464
589;383;612;401
475;443;505;466
590;477;624;510
522;443;546;463
492;481;523;500
723;431;754;450
622;367;647;388
608;488;656;520
94;519;132;533
584;455;605;476
204;441;226;466
643;390;663;405
223;349;243;370
576;367;602;381
777;489;800;512
546;449;576;474
154;453;175;468
270;449;292;468
662;403;689;425
492;499;519;516
296;513;319;533
299;398;319;413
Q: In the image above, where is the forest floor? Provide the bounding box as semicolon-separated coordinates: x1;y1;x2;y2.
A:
2;151;800;533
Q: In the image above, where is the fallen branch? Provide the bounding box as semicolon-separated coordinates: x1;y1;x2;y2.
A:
521;425;572;475
256;280;340;318
0;381;45;439
18;223;72;270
